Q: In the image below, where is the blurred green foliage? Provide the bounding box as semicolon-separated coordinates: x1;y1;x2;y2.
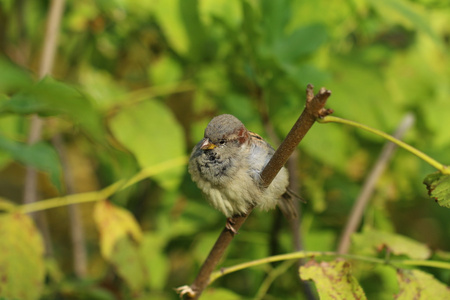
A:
0;0;449;299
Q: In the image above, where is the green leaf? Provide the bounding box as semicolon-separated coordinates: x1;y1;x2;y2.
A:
366;0;440;45
153;0;189;55
0;135;62;191
261;0;291;44
423;101;450;148
284;63;329;89
274;23;327;63
241;0;261;48
109;100;186;190
0;77;107;144
199;0;242;28
303;230;337;251
0;57;33;93
395;269;450;300
352;229;431;259
141;233;169;290
423;172;450;209
93;200;147;293
329;60;402;134
179;0;210;62
0;212;45;300
0;112;26;170
110;237;148;293
148;55;182;86
78;66;126;111
301;122;353;173
300;259;367;300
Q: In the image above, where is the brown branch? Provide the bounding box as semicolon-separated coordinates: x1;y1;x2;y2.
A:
337;113;415;254
261;86;332;188
179;84;332;299
255;83;315;299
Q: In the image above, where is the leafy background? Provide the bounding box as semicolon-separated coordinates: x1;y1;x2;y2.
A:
0;0;449;299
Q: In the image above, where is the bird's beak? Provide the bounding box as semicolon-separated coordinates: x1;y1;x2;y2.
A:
200;138;217;150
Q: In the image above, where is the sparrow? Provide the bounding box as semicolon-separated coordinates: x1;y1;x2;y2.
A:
188;114;297;232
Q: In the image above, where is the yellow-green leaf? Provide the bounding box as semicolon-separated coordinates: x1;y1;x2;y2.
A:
148;55;182;86
352;229;431;259
300;259;367;300
0;212;45;300
93;200;142;259
396;269;450;300
423;172;450;209
93;200;147;293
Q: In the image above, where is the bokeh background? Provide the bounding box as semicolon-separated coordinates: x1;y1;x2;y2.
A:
0;0;449;299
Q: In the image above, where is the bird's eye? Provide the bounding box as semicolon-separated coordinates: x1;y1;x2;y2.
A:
219;140;226;145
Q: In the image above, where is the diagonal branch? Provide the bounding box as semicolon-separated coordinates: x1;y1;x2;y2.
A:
260;86;332;188
178;84;332;299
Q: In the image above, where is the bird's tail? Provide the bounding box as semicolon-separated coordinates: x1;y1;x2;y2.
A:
278;188;304;220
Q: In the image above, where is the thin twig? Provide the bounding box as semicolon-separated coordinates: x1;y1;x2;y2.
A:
38;0;65;79
255;260;296;300
208;251;450;281
337;113;415;254
23;0;66;205
180;84;332;299
319;116;449;174
18;156;188;214
52;135;87;277
23;0;66;259
42;0;87;276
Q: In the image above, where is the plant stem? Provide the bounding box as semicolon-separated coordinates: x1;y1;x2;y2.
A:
400;260;450;269
53;134;88;277
209;251;450;283
255;260;296;300
22;0;66;259
210;251;335;283
318;116;449;174
18;156;187;214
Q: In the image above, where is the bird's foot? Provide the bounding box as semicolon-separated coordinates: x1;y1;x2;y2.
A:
175;285;196;298
226;217;237;234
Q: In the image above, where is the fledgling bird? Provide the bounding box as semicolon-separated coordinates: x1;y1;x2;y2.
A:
188;114;297;232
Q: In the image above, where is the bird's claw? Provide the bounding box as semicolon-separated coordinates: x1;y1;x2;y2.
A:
175;285;196;298
226;217;237;234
